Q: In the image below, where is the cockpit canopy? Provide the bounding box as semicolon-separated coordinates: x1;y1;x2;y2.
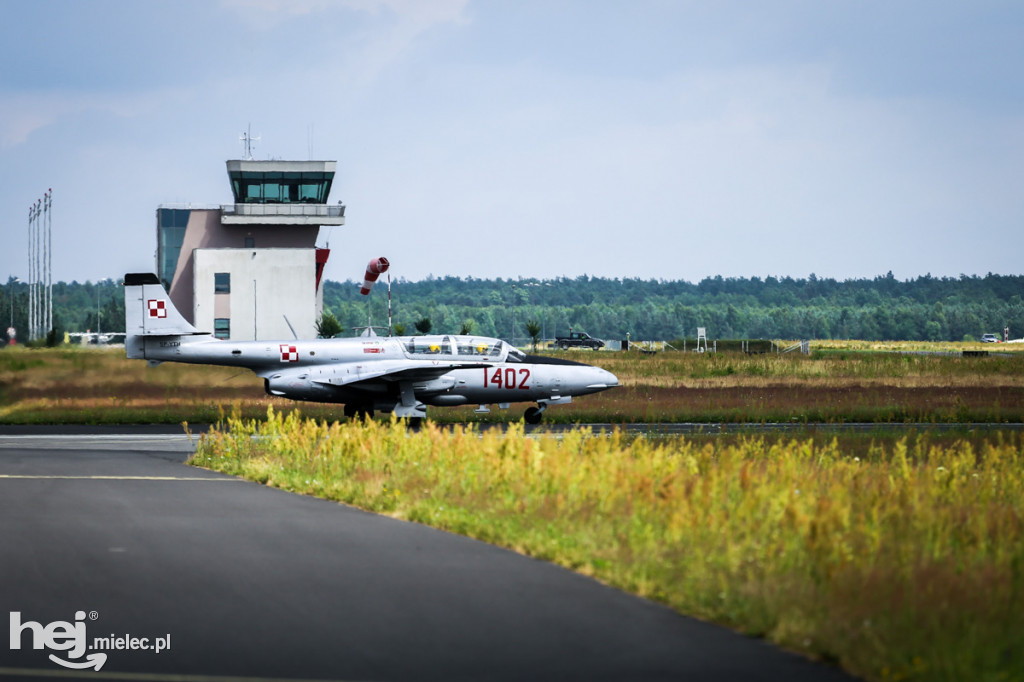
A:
401;335;523;362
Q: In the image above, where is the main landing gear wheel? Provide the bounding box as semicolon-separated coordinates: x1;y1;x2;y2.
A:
524;406;544;425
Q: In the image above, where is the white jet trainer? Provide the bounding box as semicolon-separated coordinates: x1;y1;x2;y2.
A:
123;274;618;423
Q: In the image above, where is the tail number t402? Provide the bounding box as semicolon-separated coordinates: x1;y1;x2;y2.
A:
484;367;530;390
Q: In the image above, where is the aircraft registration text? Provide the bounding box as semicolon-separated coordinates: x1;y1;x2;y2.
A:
483;367;530;390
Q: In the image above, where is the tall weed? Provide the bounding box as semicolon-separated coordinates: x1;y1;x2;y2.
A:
193;410;1024;682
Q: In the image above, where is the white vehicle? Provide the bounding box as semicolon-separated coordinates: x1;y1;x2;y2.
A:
123;274;618;424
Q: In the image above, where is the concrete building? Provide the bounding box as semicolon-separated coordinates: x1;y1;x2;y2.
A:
157;160;344;340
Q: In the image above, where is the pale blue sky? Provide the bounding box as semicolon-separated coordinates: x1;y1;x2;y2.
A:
2;0;1022;283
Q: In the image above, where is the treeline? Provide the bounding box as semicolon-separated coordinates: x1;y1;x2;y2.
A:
2;279;125;343
323;271;1024;342
3;272;1021;344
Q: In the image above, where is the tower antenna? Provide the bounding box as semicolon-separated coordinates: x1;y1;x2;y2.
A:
239;124;261;160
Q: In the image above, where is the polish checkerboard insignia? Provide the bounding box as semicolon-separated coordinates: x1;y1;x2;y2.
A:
147;299;167;319
280;344;299;362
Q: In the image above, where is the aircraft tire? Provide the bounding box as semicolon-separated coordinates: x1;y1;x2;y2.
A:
524;407;543;425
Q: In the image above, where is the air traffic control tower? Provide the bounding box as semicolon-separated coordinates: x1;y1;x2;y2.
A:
156;160;345;340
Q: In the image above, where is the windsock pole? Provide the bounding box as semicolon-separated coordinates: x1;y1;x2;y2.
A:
358;256;391;336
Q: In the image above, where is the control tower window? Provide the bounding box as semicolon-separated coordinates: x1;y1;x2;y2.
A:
260;172;282;202
230;171;333;204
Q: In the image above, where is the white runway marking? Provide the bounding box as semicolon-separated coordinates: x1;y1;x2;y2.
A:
0;666;344;681
0;475;237;481
0;434;198;452
0;434;191;441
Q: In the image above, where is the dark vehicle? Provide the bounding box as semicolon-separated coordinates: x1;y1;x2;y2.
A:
556;331;605;350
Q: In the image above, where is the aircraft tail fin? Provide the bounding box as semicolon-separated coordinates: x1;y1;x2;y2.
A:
123;273;205;359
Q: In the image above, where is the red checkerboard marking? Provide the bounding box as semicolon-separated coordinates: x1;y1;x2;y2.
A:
147;299;167;319
280;344;299;362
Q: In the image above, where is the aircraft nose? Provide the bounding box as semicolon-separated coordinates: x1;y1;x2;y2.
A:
586;367;619;391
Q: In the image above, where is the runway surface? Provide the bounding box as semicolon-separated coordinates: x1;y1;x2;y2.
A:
0;426;865;681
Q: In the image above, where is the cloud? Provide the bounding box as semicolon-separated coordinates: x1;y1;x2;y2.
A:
342;0;471;90
0;87;192;149
2;1;1021;283
210;0;470;106
0;97;60;149
220;0;468;37
329;53;1024;280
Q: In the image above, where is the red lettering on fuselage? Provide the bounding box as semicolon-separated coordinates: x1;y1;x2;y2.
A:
483;367;530;390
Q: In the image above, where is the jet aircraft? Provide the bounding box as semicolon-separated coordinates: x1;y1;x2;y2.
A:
123;273;618;423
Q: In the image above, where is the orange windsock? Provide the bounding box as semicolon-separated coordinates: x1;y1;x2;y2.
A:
359;257;390;295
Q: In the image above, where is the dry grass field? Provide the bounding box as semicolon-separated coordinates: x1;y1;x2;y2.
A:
0;347;269;424
573;348;1024;424
1;344;1022;424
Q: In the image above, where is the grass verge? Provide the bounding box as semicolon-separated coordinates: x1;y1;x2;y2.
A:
2;346;1022;424
191;409;1024;682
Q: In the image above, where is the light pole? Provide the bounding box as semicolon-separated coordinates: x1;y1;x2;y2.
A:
9;277;20;328
96;278;109;344
510;283;517;347
7;277;20;345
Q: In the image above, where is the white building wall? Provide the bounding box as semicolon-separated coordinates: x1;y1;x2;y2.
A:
193;248;319;341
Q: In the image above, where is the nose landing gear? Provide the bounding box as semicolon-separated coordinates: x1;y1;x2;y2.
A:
524;404;546;425
524;396;572;424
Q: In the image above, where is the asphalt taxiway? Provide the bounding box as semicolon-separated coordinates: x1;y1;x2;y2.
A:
0;426;859;681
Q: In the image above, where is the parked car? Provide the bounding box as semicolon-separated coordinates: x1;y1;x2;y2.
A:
556;331;605;350
980;333;1000;343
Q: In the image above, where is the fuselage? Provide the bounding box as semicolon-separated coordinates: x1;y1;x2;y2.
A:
136;333;618;410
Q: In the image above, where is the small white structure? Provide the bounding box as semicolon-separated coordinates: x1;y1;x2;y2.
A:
696;327;708;353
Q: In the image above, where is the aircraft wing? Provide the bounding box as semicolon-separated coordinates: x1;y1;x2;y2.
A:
308;359;492;389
